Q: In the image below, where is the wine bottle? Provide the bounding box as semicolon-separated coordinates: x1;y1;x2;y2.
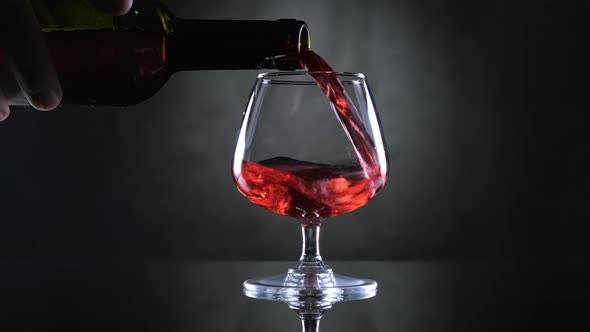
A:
3;0;310;106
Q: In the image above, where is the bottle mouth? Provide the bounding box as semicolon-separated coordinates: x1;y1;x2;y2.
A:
299;24;310;53
260;19;311;70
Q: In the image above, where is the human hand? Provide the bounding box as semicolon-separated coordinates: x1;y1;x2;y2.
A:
0;0;133;122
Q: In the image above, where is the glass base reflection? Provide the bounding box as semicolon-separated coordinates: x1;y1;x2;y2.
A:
243;263;377;331
244;271;377;309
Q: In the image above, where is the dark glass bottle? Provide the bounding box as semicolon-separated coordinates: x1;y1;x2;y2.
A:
7;0;310;106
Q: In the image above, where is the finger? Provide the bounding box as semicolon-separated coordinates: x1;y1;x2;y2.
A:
89;0;133;16
0;1;62;111
0;91;9;122
0;50;24;104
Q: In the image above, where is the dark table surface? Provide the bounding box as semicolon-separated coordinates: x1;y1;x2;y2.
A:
1;258;588;331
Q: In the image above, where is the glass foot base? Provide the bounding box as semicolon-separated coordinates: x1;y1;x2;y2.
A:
243;269;377;310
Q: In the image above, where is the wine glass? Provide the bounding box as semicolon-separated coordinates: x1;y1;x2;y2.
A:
232;71;388;329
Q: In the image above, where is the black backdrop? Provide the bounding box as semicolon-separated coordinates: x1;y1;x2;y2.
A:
0;0;588;330
1;0;587;260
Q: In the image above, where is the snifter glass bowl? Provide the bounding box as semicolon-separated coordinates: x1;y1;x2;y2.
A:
232;71;388;330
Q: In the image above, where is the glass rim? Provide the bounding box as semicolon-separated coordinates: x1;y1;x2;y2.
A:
257;71;366;83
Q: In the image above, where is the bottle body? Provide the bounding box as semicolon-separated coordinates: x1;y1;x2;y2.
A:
3;0;309;106
45;28;168;106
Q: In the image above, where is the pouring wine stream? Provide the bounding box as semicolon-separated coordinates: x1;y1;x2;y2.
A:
295;49;384;331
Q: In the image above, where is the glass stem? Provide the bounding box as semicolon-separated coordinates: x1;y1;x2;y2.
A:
298;312;323;332
300;223;321;262
301;318;321;332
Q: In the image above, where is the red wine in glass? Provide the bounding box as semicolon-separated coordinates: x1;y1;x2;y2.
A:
236;157;381;219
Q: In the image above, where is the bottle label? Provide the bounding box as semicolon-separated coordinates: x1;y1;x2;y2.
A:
31;0;115;31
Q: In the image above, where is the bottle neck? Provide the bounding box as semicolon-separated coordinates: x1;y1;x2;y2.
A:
166;19;309;72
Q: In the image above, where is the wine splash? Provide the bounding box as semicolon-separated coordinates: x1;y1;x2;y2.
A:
236;157;377;219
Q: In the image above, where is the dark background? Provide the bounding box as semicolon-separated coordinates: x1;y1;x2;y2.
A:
0;0;588;330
